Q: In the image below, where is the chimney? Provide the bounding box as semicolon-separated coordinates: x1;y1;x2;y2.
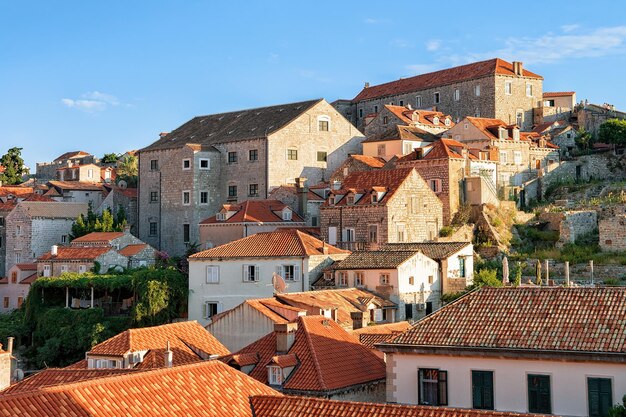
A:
513;61;523;76
274;322;298;353
415;148;424;160
406;104;413;110
350;312;365;330
295;177;308;219
364;82;370;88
321;241;329;255
164;340;173;368
7;338;13;355
51;245;58;257
159;132;169;138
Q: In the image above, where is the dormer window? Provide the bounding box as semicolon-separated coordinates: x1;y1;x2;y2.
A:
282;209;292;221
498;126;508;140
512;128;520;141
346;195;355;205
444;118;451;126
328;195;335;206
268;366;283;385
433;116;439;125
371;193;378;204
216;212;227;221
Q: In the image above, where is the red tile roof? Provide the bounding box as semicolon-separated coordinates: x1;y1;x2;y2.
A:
543;91;575;98
244;298;305;324
48;181;104;191
326;168;415;206
250;395;549;417
118;244;149;257
353;58;542;102
0;186;34;197
200;200;304;224
20;273;38;284
385;287;626;355
2;368;137;394
53;150;92;162
15;263;37;271
86;321;229;364
0;361;280;417
190;229;348;259
38;246;112;261
71;232;125;243
226;316;386;393
384;105;454;128
349;154;386;168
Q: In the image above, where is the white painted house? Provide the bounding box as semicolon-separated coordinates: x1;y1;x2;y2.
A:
187;229;349;326
379;287;626;417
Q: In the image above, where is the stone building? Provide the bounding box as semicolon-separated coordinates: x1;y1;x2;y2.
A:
4;202;88;272
97;185;138;236
138;99;364;256
45;181;105;207
533;120;575;156
338;58;543;131
578;102;626;138
55;163;116;184
364;105;454;138
395;139;498;224
534;91;576;124
328;154;386;183
320;168;443;250
268;180;327;227
362;124;439;161
599;206;626;252
35;151;96;181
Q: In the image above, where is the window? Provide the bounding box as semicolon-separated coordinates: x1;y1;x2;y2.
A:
249;184;259;197
149;222;158;236
228;185;237;198
499;151;508;164
318;117;330;131
182;191;191;205
278;265;299;281
10;272;17;284
368;224;378;243
343;228;355;242
206;266;219;283
150;191;158;203
403;142;413;155
311;216;319;227
60;265;69;274
418;369;448;405
444;118;451;126
429;179;442;193
0;217;3;226
203;302;219;319
94;359;118;369
200;191;209;205
383;116;388;125
0;236;2;248
399;100;404;106
526;83;533;97
433;116;439;125
472;371;494;410
514;151;522;165
199;158;210;169
371;193;379;204
317;151;327;162
182;159;191;170
416;96;422;107
405;303;413;319
16;225;21;236
505;81;512;95
183;224;190;243
78;265;87;274
397;224;405;242
380;273;390;285
87;169;93;178
228;151;238;164
527;374;551;414
359;108;363;118
248;149;258;162
588;377;612;417
377;144;386;157
346;195;354;205
459;257;466;278
454;89;460;101
354;272;364;287
374;105;378;113
268;366;283;385
338;272;348;286
61;235;67;244
428;275;434;284
42;264;51;277
475;85;481;96
410;196;419;214
287;149;298;160
408;276;414;285
3;297;8;309
15;253;21;263
434;92;440;104
243;265;260;282
516;111;523;127
150;160;158;171
17;297;23;309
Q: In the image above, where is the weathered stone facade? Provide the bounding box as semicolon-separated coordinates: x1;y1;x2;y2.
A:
97;187;138;236
138;99;364;256
599;206;626;252
578;103;626;138
36;249;128;277
35;151;96;181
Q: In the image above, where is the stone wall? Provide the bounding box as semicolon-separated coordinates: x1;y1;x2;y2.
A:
599;215;626;251
558;210;597;247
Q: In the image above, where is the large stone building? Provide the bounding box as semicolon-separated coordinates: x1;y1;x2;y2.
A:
138;99;364;256
35;151;97;181
337;58;543;131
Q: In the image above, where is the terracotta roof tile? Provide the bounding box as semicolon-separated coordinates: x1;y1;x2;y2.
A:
48;181;104;191
226;316;385;393
71;232;125;243
200;200;304;224
19;273;38;284
118;244;149;257
250;395;550;417
15;263;37;271
385;287;626;354
326;168;415;206
2;368;137;394
353;58;542;102
38;247;113;261
16;201;88;219
348;154;386;168
543;91;575;98
0;361;280;416
378;242;470;260
383;105;455;128
0;186;35;197
53;151;92;162
333;251;417;269
362;125;439;144
190;229;348;259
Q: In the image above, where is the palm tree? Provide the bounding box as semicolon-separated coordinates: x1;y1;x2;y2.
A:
117;154;138;177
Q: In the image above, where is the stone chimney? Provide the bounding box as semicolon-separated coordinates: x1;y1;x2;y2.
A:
513;61;523;76
275;322;298;353
364;82;370;88
51;245;58;257
295;177;308;219
164;340;173;368
351;312;365;330
159;132;169;138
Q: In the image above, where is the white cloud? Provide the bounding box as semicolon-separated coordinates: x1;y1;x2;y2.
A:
460;26;626;65
561;24;580;33
390;38;412;48
406;64;438;74
61;91;125;112
426;39;441;51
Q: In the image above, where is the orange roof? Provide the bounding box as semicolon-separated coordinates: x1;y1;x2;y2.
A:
22;193;56;202
349;154;386;168
190;229;348;259
53;150;92;162
118;244;149;257
200;200;304;225
48;180;104;191
38;246;112;261
244;298;305;325
226;316;385;393
384;105;454;128
2;368;136;394
0;361;280;417
87;321;229;363
353;58;542;102
19;273;38;285
543;91;575;97
0;186;34;197
250;395;547;417
352;321;413;352
15;263;37;271
326;168;414;206
71;232;125;243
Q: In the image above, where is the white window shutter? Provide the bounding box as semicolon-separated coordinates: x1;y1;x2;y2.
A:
374;308;383;322
255;266;260;281
242;264;248;281
202;302;207;319
294;265;301;281
276;265;284;277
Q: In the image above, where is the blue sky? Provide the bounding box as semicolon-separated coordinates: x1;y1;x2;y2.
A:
2;0;626;169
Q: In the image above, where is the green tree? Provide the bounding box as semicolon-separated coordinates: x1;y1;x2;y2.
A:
574;128;593;152
70;205;127;240
117;154;138;177
102;153;119;164
472;269;502;288
599;119;626;146
0;147;26;185
609;395;626;417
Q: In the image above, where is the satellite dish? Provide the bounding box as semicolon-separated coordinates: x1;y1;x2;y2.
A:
272;273;287;294
118;180;128;189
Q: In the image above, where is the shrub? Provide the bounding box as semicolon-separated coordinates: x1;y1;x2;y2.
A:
439;226;454;237
472;268;502;288
603;277;621;286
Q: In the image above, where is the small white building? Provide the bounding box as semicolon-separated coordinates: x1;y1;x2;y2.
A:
0;263;37;312
379;287;626;417
187;229;349;326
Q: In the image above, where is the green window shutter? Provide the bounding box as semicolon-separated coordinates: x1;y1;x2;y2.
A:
438;370;448;406
588;378;612;417
472;371;494;410
528;374;551;414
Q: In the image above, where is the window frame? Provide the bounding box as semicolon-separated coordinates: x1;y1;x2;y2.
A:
287;149;298;161
415;96;422;108
587;377;613;417
354;271;364;287
182;190;191;206
268;366;283;385
206;266;220;284
527;374;552;414
182;159;191;170
249;184;259;197
505;81;512;95
199;191;209;205
318;116;330;132
243;264;260;282
418;368;448;406
472;370;495;410
199;158;210;170
475;85;481;96
183;223;190;243
317;151;327;162
150;191;158;203
228;151;238;164
150;160;158;171
204;301;219;319
228;185;238;198
149;222;158;236
379;273;390;285
433;92;440;104
454;88;460;101
249;149;259;162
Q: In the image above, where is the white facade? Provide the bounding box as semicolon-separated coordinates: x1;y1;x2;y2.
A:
363;139;432;161
387;352;624;417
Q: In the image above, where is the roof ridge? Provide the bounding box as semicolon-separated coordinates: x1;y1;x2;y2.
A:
190;98;323;120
